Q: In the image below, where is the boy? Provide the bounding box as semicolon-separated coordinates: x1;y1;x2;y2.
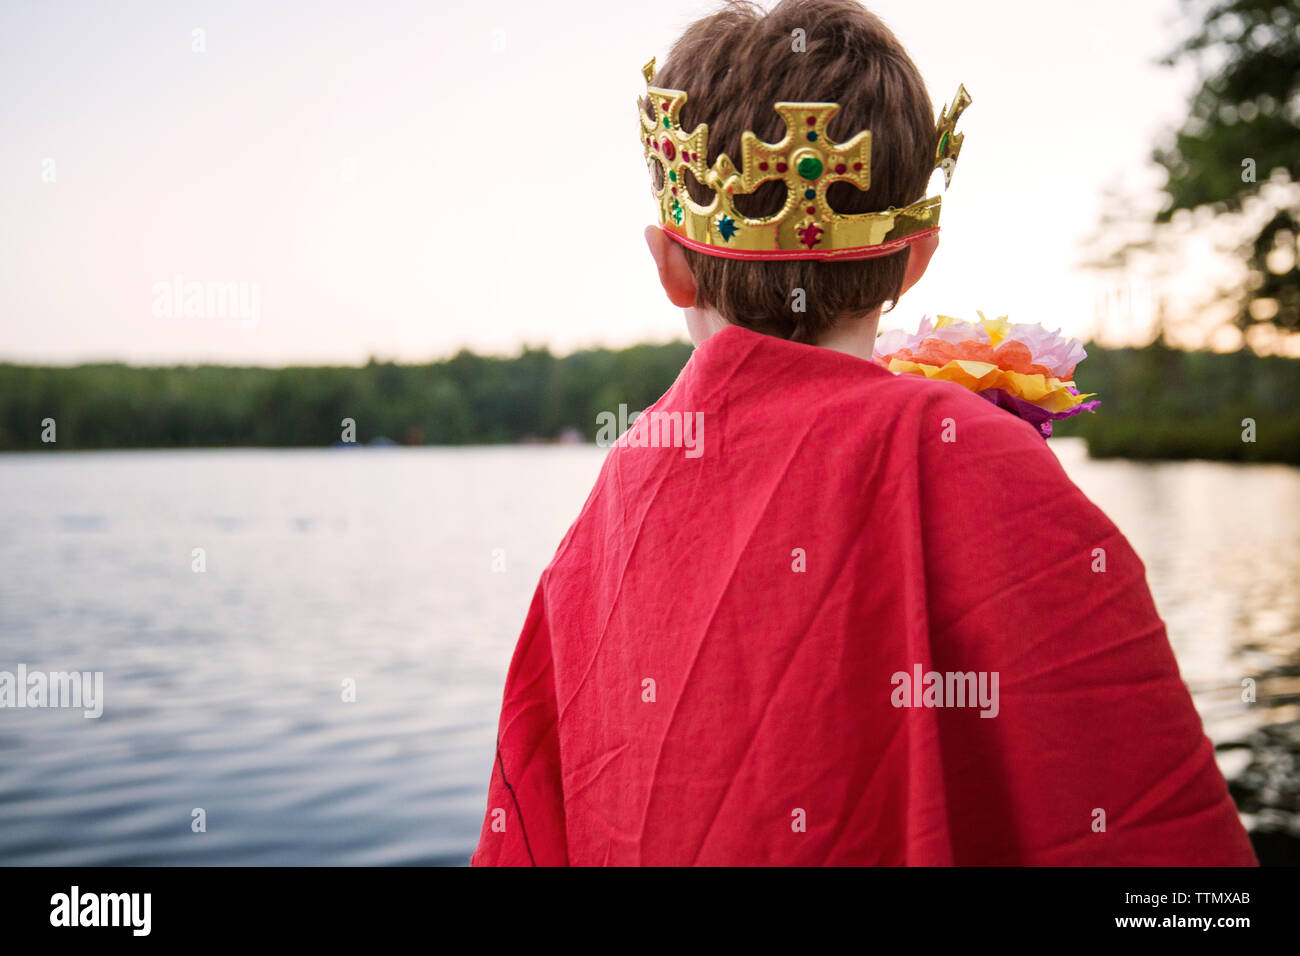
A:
472;0;1256;865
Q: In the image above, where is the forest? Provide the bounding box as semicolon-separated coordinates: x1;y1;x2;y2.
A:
1;338;1295;463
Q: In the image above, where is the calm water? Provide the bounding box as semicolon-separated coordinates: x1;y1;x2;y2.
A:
0;441;1297;865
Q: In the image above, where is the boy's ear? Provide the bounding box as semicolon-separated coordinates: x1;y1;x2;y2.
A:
644;226;697;309
899;232;939;297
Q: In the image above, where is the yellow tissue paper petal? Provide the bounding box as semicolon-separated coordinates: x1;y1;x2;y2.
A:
888;359;1093;413
952;359;999;379
977;313;1010;347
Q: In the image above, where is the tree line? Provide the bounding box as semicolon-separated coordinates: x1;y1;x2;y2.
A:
0;339;1295;463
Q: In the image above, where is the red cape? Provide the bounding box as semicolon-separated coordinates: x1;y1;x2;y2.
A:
472;325;1256;866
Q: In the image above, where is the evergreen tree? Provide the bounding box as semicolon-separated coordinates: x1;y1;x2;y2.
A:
1155;0;1300;333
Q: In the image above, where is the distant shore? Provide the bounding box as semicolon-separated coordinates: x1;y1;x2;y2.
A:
1;339;1295;464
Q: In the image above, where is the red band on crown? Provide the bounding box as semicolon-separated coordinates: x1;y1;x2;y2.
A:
660;225;940;262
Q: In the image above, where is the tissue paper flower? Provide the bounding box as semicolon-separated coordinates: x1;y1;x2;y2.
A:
873;313;1099;437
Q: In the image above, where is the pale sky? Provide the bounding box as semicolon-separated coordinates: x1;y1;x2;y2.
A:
0;0;1198;366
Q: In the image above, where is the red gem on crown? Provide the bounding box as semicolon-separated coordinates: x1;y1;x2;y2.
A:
796;222;824;248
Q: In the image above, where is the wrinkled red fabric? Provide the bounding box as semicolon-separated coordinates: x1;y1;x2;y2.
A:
472;324;1256;866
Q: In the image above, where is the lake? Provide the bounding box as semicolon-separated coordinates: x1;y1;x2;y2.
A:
1;441;1297;865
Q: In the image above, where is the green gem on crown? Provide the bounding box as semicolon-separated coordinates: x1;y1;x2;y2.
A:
797;156;823;181
939;131;950;155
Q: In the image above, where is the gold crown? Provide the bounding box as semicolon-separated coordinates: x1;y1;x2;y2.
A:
639;58;970;261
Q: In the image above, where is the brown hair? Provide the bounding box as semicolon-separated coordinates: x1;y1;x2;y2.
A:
645;0;935;342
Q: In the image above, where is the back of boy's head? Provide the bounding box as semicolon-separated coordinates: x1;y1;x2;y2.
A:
646;0;934;342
